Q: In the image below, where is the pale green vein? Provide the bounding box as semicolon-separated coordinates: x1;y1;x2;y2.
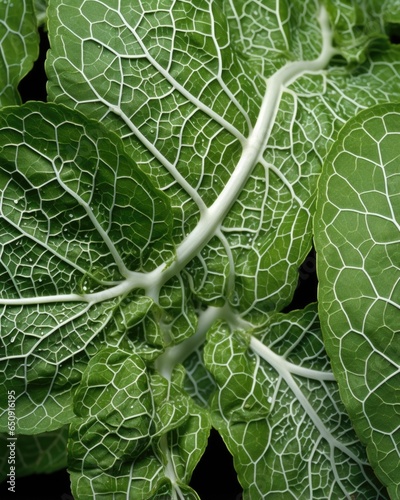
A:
249;335;366;472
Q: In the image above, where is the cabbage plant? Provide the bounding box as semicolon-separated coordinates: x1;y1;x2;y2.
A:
0;0;399;498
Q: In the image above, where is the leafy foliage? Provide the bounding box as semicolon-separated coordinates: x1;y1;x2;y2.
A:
0;0;399;498
315;103;400;499
0;0;38;106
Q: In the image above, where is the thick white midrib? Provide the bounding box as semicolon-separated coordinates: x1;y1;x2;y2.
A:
0;9;336;308
154;305;227;380
249;336;362;464
250;335;335;382
153;6;336;287
0;277;142;306
158;433;186;500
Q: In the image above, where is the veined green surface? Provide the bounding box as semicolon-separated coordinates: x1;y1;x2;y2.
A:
0;0;39;105
0;0;400;497
315;103;400;499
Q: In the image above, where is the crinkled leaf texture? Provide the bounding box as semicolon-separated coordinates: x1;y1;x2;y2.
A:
69;347;208;499
315;103;400;499
0;0;39;106
1;0;400;498
0;101;173;433
204;304;385;498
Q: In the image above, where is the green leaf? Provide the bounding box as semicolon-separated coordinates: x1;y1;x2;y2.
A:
0;426;68;481
0;102;173;433
46;0;340;319
0;0;39;106
315;103;400;498
204;304;386;498
33;0;48;27
149;366;211;498
3;0;400;496
69;348;154;498
45;0;400;323
323;0;391;63
69;348;210;499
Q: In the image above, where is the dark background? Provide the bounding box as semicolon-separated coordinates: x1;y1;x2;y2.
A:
1;27;318;500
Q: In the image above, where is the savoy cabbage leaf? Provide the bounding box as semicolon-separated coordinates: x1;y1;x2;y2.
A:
315;103;400;500
0;0;399;498
0;0;39;106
